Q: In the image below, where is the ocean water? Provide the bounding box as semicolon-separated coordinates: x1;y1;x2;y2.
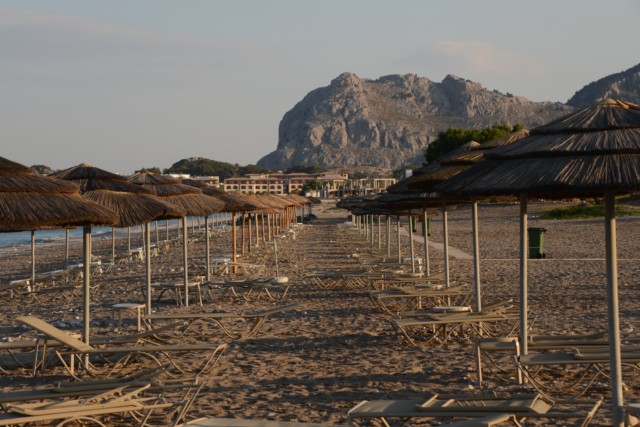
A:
0;214;232;249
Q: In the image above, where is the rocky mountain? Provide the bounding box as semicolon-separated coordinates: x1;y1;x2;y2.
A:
567;63;640;108
257;73;573;170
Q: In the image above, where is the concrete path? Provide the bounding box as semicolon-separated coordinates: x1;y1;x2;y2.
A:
398;227;473;260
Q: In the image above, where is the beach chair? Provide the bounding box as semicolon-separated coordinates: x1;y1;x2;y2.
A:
389;310;519;347
515;345;640;398
16;315;227;380
0;384;175;426
211;278;293;301
370;285;473;316
0;365;203;425
144;303;300;339
474;331;608;387
180;417;347;427
347;392;601;427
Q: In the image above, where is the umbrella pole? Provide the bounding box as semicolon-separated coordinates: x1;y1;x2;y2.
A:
396;216;401;263
472;197;482;312
409;215;415;273
205;216;211;283
248;215;252;253
65;229;70;269
442;203;450;289
111;228;115;261
165;220;169;241
232;212;238;274
261;213;266;243
605;191;624;426
31;231;35;286
82;226;91;345
378;215;381;250
182;217;189;306
127;227;131;252
519;194;528;355
423;209;430;276
386;215;391;259
145;223;151;315
155;221;159;247
370;215;374;248
241;213;246;256
255;212;259;248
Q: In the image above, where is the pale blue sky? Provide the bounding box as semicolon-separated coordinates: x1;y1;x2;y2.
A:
1;0;638;174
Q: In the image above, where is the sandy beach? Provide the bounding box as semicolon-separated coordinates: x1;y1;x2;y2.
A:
0;200;639;426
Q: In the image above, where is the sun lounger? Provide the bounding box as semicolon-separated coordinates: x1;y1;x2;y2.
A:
209;278;293;301
516;345;640;398
144;303;299;339
474;331;608;387
0;384;175;426
370;285;473;315
390;311;519;347
16;315;227;380
0;366;202;427
180;418;346;427
148;277;206;307
348;393;602;427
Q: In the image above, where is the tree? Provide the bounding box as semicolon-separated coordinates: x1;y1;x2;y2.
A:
425;124;523;163
31;164;54;175
136;167;162;174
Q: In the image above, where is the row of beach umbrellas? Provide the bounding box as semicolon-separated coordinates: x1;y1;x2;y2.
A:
338;98;640;426
0;160;314;347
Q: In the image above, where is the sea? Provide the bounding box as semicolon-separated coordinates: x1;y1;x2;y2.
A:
0;214;232;249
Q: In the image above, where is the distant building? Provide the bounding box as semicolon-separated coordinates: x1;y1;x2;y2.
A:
222;172;395;197
170;174;220;188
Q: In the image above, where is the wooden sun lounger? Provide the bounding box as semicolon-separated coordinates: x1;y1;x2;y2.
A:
348;393;601;427
16;316;227;380
144;303;299;339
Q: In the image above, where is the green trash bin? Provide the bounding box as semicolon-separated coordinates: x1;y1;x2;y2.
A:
421;217;431;236
528;227;547;258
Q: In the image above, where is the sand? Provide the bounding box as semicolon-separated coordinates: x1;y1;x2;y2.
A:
0;200;639;426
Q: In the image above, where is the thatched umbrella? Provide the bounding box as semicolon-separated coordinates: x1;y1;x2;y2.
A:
201;191;261;274
405;131;529;307
129;172;223;306
0;156;118;345
54;164;186;314
437;99;640;426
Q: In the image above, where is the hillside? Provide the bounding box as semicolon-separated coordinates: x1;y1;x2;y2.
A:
567;63;640;108
257;73;573;170
165;157;270;180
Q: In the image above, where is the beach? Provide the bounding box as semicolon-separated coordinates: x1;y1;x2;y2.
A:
0;200;639;426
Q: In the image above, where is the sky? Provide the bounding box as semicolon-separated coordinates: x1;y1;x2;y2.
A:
1;1;639;175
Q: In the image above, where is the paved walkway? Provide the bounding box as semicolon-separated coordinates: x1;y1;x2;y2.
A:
398;227;473;260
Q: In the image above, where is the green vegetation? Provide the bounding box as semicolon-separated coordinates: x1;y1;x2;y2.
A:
540;203;640;220
31;164;54;175
135;167;162;174
164;158;271;180
425;124;524;162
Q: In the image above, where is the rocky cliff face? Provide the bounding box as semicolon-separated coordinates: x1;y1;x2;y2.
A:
567;63;640;108
257;73;573;170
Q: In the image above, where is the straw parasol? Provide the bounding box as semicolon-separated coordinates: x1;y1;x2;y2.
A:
54;164;186;314
129;171;223;306
0;156;118;345
437;99;640;426
400;131;529;302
